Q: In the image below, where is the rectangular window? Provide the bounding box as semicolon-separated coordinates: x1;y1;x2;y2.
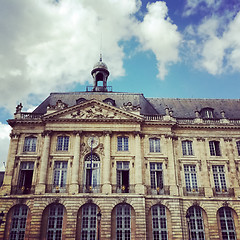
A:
150;163;163;192
212;165;227;192
184;165;198;192
56;136;69;151
182;140;193;156
236;141;240;156
209;141;221;156
117;162;129;193
117;136;129;151
23;137;37;152
53;161;68;192
18;162;34;194
149;138;161;152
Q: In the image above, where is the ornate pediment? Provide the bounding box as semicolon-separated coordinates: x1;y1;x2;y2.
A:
43;99;143;122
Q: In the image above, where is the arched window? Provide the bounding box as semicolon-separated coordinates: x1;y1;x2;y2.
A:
186;206;205;240
10;205;28;240
84;153;100;193
218;207;236;240
116;204;131;239
46;204;64;240
39;204;66;240
151;205;168;240
4;205;29;240
111;204;136;240
81;204;98;240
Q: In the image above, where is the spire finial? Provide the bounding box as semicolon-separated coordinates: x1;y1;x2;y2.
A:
100;53;102;62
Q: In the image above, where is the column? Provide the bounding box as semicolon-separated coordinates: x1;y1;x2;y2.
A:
134;132;144;194
1;133;19;195
35;131;51;194
69;131;81;194
102;131;112;194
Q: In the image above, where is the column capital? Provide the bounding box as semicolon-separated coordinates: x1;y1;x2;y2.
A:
41;130;52;137
10;133;20;139
103;131;112;136
73;130;83;136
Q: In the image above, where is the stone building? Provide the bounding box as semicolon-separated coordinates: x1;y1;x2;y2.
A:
1;58;240;240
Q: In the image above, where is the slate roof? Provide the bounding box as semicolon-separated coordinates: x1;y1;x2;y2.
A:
33;91;240;119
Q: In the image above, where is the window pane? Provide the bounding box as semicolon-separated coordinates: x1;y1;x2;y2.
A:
151;205;168;240
47;205;64;240
117;137;129;151
187;207;205;240
116;205;131;239
219;207;236;240
57;136;69;151
81;204;97;239
10;205;28;240
23;137;37;152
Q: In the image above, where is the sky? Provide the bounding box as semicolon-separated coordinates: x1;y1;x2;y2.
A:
0;0;240;170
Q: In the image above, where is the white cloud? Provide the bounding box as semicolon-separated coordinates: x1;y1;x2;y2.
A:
185;11;240;75
184;0;221;16
0;123;11;171
136;1;181;80
0;0;181;114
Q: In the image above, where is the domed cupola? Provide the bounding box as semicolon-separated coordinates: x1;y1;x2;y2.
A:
91;55;110;92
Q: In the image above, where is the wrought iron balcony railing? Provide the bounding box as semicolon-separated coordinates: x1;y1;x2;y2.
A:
11;185;35;195
146;186;170;195
212;187;235;197
183;187;205;196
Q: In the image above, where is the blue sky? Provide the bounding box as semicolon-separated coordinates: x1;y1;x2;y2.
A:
0;0;240;169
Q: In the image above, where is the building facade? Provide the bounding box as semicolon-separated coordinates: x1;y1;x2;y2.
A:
1;59;240;240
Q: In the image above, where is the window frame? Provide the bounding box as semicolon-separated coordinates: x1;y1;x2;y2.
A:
116;204;131;240
53;161;68;192
151;205;168;240
218;207;237;240
84;153;100;192
187;206;205;240
117;136;129;151
182;140;193;156
236;141;240;156
56;136;70;151
150;163;163;193
212;165;227;193
46;204;64;240
149;138;161;153
201;108;214;119
81;204;97;240
209;141;221;156
23;136;37;152
18;162;34;194
9;205;28;240
184;165;198;192
116;161;130;193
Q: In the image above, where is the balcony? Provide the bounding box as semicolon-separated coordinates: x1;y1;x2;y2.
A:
183;187;205;197
79;185;101;193
112;185;135;194
212;187;235;197
11;185;35;195
46;184;68;193
146;186;170;195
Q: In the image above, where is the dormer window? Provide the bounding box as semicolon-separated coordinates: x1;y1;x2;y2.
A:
201;108;214;119
76;98;86;105
103;98;116;106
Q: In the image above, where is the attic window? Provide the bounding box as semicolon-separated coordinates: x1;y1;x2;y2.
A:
103;98;115;106
76;98;86;105
201;108;214;119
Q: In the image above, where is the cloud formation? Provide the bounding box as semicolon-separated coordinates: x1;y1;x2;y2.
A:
0;0;181;114
185;11;240;75
0;123;11;171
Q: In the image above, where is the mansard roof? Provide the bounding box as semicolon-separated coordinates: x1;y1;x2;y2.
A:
32;91;240;119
